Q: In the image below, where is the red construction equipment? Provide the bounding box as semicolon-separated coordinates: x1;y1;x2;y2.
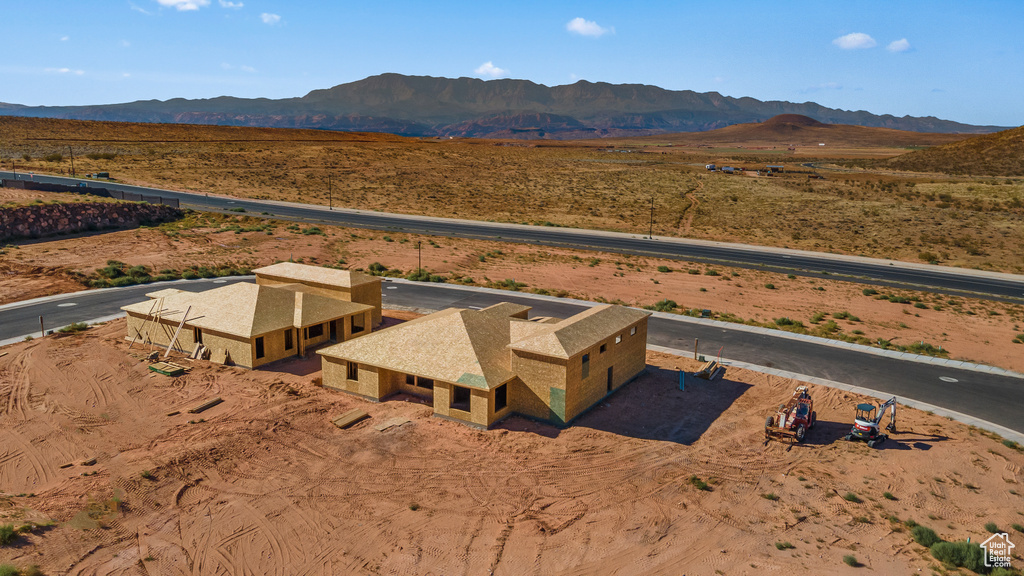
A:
765;386;816;444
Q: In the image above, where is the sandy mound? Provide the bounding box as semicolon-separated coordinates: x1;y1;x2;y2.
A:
1;316;1022;574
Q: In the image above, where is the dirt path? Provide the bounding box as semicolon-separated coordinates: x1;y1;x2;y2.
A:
680;180;702;236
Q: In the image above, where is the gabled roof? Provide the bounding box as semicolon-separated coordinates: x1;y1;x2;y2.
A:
319;307;517;389
122;283;371;339
253;262;379;288
508;305;650;359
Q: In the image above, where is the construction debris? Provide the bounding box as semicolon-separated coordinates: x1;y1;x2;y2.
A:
188;397;223;414
149;361;187;377
695;359;722;380
374;417;411;432
331;409;370;429
166;410;180;417
81;457;97;466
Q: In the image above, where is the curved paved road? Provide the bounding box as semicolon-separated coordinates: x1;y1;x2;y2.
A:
3;171;1023;303
2;278;1021;438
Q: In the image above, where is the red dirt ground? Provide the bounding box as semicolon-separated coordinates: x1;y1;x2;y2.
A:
1;317;1022;575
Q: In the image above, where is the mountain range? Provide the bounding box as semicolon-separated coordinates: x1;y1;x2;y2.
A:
0;73;1006;139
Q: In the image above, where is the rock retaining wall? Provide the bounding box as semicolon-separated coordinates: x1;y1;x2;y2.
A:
0;202;182;241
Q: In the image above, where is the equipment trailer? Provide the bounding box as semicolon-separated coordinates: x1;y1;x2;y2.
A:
765;386;816;444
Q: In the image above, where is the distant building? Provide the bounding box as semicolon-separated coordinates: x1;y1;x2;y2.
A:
766;165;784;173
319;302;650;428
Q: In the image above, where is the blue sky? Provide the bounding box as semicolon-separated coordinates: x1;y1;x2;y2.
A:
3;0;1022;126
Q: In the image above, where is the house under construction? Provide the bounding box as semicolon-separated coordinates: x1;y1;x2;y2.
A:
122;282;374;369
318;302;650;428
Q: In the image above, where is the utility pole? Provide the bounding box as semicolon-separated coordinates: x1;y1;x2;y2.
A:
648;195;655;239
12;160;16;179
416;241;422;272
68;146;75;178
328;174;332;210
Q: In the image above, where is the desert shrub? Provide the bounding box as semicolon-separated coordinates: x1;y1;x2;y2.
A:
687;269;700;275
1013;334;1024;344
1011;523;1024;533
405;269;432;282
775;541;795;550
97;262;126;278
918;251;938;262
0;524;17;546
86;152;117;160
842;554;858;567
705;269;719;276
843;492;862;503
301;226;324;235
882;491;896;500
688;475;709;491
911;525;941;547
773;317;804;328
227;207;245;213
914;302;928;309
761;493;779;501
862;288;878;296
810;311;825;323
367;262;388;275
656;265;671;273
181;270;199;280
57;322;89;334
490;278;526;291
985;521;1000;533
764;283;776;289
0;565;18;576
43;153;63;162
1003;439;1021;450
930;541;985;572
649;299;677;312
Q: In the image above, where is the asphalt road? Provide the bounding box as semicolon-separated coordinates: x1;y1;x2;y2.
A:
2;278;1022;435
3;171;1023;303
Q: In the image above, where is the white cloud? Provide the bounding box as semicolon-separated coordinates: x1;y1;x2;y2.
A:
260;12;280;24
123;72;131;77
130;2;153;15
219;0;243;7
44;67;85;75
474;61;508;78
156;0;211;11
120;39;131;47
887;38;911;52
240;65;256;73
567;17;611;37
832;32;877;50
60;35;69;41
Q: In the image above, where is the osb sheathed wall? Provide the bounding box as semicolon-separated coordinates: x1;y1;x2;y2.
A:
350;282;383;325
255;275;382;326
510;351;567;423
563;317;648;422
433;382;494;427
126;313;258;368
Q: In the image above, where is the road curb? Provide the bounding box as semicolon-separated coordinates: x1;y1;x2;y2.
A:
383;278;1024;380
646;344;1024;445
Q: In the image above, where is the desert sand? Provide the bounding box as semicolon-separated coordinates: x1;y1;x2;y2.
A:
1;317;1023;575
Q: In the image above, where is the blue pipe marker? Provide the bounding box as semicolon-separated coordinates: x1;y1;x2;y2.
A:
679;370;685;391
